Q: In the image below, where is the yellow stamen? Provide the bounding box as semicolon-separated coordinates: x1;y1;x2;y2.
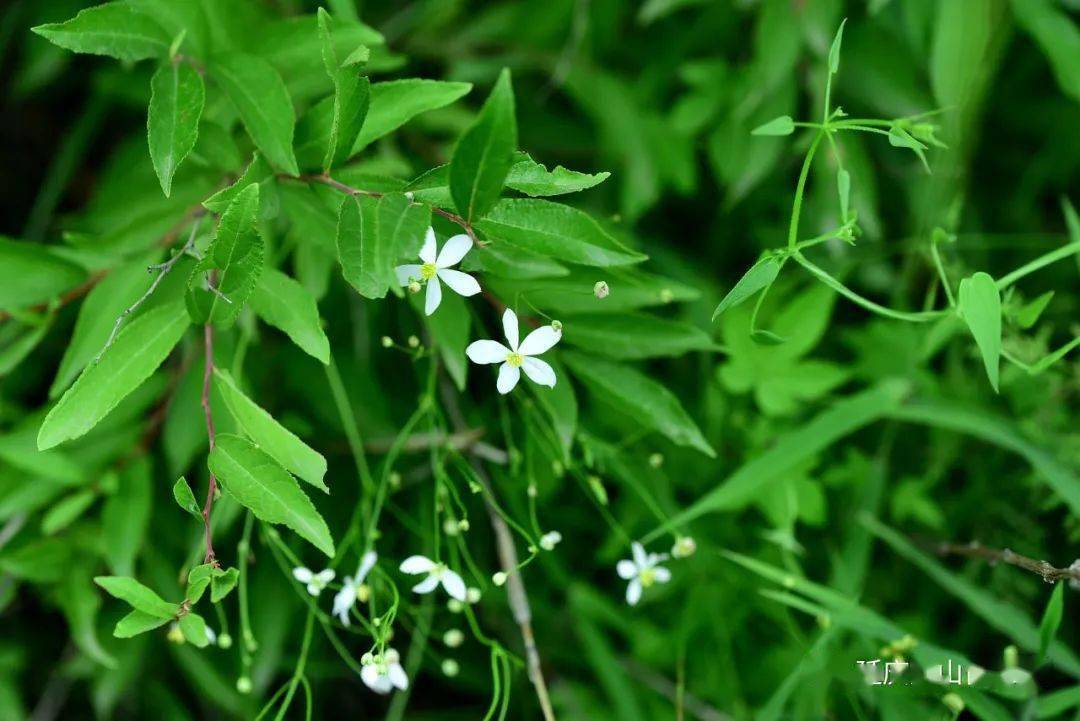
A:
420;263;437;280
639;568;657;588
506;352;524;367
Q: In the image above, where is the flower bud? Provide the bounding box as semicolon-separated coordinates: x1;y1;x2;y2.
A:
457;519;470;532
443;629;465;648
492;572;507;587
593;281;609;299
356;583;371;603
551;319;563;333
408;281;422;294
236;676;253;694
671;536;697;558
1004;645;1019;670
381;336;393;348
659;288;674;304
465;587;481;604
384;648;400;664
442;659;460;677
527;483;538;498
648;453;664;469
447;599;464;613
407;335;420;348
443;519;460;536
361;652;374;665
218;633;233;649
167;623;185;644
539;531;562;551
389;471;402;489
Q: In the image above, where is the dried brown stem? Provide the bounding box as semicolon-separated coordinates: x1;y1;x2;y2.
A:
934;540;1080;584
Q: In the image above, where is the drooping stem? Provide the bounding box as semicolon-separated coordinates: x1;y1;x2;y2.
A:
201;321;219;565
933;540;1080;584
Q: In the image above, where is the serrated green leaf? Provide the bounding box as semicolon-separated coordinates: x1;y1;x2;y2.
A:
317;9;370;170
114;609;170;638
475;199;645;267
173;476;202;520
563;351;714;457
1037;582;1065;667
751;116;794;136
352;79;472;153
211;568;239;603
561;313;717;359
249;268;330;364
210;52;298;175
377;192;431;293
958;271;1001;391
32;2;170;62
186;184;263;328
335;194;386;298
94;576;177;619
0;237;86;313
712;257;780;320
202;154;271;214
38;302;190;450
505;154;611;197
148;60;204;197
449;68;517;221
179;612;209;647
208;434;335;557
213;368;328;492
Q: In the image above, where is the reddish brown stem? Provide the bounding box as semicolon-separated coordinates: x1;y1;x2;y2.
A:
934;540;1080;584
200;323;219;565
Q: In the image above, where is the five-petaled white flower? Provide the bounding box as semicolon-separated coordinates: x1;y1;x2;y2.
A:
399;555;467;601
361;648;408;694
332;551;377;627
466;309;561;394
616;542;671;606
395;227;481;315
292;566;335;597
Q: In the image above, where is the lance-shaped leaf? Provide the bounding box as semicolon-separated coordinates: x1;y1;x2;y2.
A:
250;268;331;364
208;434;335;557
352;79;472;153
148;60;205;197
0;238;86;313
377;192;431;293
172;477;201;520
210;52;299;175
563;351;715;457
32;3;170;62
317;8;370;170
114;610;170;638
712;257;780;320
186;184;263;328
958;272;1002;391
179;612;209;647
475;199;645;267
1037;582;1065;667
449;69;517;221
751;116;795;136
828;18;847;74
506;154;611;197
336;194;386;299
94;576;178;618
213;368;328;492
203;154;272;214
38;302;190;450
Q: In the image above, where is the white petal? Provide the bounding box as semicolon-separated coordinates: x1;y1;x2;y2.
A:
424;276;442;315
653;566;671;584
631;542;648;568
521;357;556;388
395;264;422;286
306;582;322;597
502;308;519;350
496;363;520;394
419;227;437;264
626;578;642;606
356;551;377;583
399;555;436;575
316;569;336;584
388;663;409;690
411;574;440;594
292;567;313;583
361;664;385;693
437;268;481;297
616;560;637;579
332;586;354;626
435;233;472;268
466;340;510;364
440;569;467;601
518;325;561;356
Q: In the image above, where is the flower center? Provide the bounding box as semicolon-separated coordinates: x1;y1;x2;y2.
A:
506;352;524;368
420;263;437;281
639;568;657;588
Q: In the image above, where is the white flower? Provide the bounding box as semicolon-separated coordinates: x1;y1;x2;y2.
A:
395;227;481;315
332;551;377;627
539;531;562;551
399;555;467;601
466;309;561;394
671;536;697;559
361;648;408;694
292;566;335;597
616;542;671;606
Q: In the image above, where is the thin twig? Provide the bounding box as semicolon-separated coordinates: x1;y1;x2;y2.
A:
95;213;204;361
933;540;1080;585
201;320;219;566
439;378;557;721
